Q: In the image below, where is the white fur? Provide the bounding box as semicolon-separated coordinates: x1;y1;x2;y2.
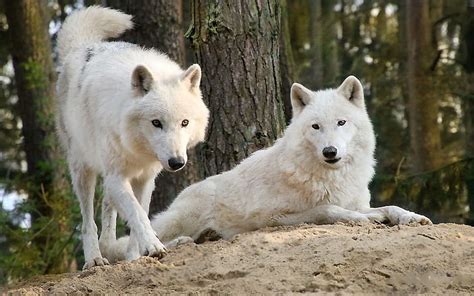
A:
104;76;432;263
55;6;209;269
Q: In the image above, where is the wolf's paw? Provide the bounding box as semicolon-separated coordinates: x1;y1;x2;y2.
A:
364;212;388;224
350;213;371;223
82;257;110;270
139;236;167;259
165;236;194;249
398;213;432;225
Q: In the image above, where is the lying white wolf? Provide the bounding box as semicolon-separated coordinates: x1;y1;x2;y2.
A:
103;76;432;263
56;6;209;269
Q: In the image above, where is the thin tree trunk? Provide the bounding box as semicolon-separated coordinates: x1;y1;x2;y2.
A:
309;0;323;89
189;0;286;177
106;0;200;214
461;3;474;225
5;0;70;273
279;0;296;123
321;0;339;87
406;0;441;172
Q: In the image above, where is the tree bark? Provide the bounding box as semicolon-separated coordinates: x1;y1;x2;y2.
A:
405;0;441;172
5;0;70;273
189;0;286;177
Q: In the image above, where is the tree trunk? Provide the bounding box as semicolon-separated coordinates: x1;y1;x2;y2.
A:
321;0;339;87
309;0;323;89
461;3;474;225
189;0;286;177
106;0;200;213
106;0;184;62
405;0;441;172
5;0;70;274
279;0;296;123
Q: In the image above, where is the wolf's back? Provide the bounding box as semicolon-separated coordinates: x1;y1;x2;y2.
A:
56;6;133;64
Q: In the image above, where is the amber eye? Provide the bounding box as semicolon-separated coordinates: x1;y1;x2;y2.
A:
181;119;189;127
337;120;346;126
312;123;320;130
151;119;162;128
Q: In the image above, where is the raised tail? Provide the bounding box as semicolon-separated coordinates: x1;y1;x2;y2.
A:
56;6;133;64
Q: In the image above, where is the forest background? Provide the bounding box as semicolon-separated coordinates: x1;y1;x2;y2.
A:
0;0;473;283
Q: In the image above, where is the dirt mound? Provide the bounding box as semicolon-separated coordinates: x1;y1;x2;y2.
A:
6;223;474;295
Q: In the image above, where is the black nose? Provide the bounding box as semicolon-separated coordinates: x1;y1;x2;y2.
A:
322;146;338;159
168;157;185;170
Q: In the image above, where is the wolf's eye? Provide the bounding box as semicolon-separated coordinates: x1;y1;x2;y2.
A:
312;124;320;130
337;120;346;126
151;119;162;128
181;119;189;127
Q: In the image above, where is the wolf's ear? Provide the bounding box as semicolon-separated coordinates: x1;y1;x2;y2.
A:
132;65;154;96
337;76;365;108
181;64;201;92
291;83;313;117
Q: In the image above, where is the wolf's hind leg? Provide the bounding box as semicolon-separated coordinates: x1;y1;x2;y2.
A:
125;175;157;261
70;162;109;269
270;204;376;226
361;206;432;225
99;193;117;260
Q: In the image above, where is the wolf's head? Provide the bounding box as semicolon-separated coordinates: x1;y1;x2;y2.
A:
125;64;209;172
288;76;375;169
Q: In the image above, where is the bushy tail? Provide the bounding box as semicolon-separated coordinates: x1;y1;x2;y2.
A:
57;6;133;63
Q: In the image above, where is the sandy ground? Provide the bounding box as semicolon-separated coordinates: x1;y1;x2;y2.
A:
5;223;474;295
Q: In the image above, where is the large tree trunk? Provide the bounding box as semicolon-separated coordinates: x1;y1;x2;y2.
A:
5;0;70;274
405;0;441;172
106;0;199;214
189;0;286;177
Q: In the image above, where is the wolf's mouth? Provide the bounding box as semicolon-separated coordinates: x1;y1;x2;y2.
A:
325;158;341;164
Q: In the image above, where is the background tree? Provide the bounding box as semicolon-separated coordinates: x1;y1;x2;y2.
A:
279;0;295;123
4;0;73;276
189;0;286;177
405;0;442;172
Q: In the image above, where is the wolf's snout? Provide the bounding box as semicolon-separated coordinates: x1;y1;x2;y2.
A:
322;146;338;159
168;157;186;171
323;146;341;164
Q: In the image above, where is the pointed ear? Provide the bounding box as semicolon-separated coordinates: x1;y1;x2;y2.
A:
337;76;365;108
132;65;154;96
291;83;313;117
181;64;201;92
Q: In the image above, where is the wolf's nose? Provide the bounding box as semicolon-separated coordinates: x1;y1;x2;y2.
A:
322;146;338;159
168;157;185;170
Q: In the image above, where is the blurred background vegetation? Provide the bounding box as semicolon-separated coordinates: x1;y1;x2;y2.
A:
0;0;473;284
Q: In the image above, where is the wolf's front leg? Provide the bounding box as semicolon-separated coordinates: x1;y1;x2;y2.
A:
103;175;166;259
270;204;382;226
361;206;432;225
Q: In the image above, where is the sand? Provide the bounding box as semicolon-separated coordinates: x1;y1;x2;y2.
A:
6;223;474;295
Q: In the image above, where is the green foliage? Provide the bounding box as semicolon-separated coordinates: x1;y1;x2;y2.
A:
372;158;474;223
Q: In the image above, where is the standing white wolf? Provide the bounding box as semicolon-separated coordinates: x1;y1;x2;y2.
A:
55;6;209;269
104;76;431;262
